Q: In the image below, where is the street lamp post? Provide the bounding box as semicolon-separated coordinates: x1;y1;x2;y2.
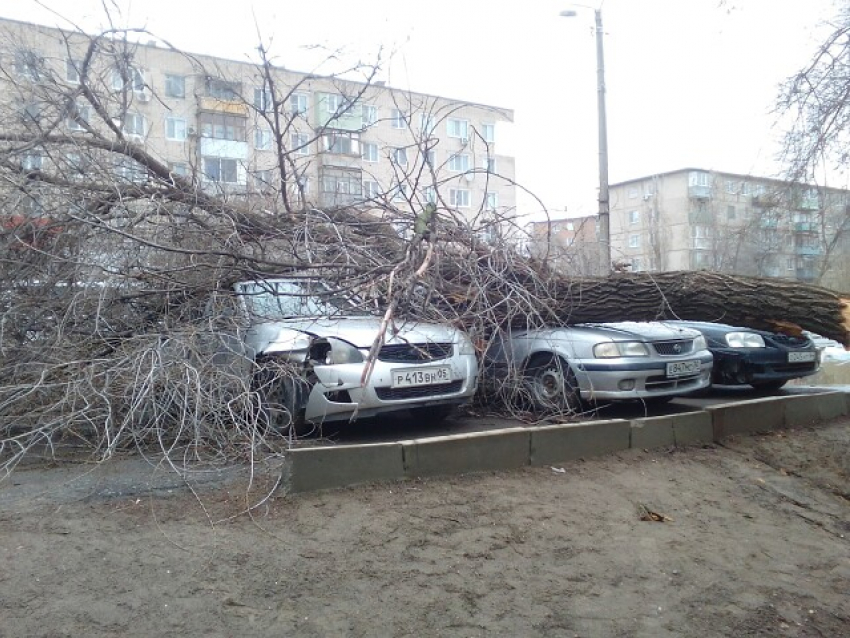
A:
561;7;611;274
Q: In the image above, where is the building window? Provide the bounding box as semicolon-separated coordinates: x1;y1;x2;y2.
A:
19;101;41;124
324;94;341;114
448;153;470;172
485;192;498;211
203;157;239;183
628;233;641;248
629;210;639;225
691;225;712;249
123;113;145;137
363;180;380;199
741;182;752;196
66;58;82;84
692;251;711;269
165;117;186;141
254;169;274;191
631;257;642;272
362;105;378;128
291;132;309;155
393;148;408;166
420;113;436;137
447;118;469;139
725;180;738;194
787;257;795;271
688;171;711;188
391;109;408;129
15;49;44;81
254;127;273;150
199;113;246;141
424;186;437;204
169;162;189;177
67;102;91;131
362;142;379;163
628;187;638;199
485;157;496;173
20;153;43;171
482;123;495;143
392;183;409;202
254;87;272;112
322;130;361;155
112;66;145;92
165;74;185;98
206;78;240;100
115;157;147;183
290;93;308;115
450;188;470;208
727;205;736;220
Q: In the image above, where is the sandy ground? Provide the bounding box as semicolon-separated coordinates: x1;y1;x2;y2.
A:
1;418;848;638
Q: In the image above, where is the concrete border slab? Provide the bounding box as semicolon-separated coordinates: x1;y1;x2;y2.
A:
288;442;404;493
671;411;714;446
785;391;848;427
630;416;675;450
403;428;530;478
706;397;787;438
529;419;630;466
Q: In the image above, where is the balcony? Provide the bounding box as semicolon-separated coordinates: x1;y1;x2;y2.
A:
688;208;712;224
797;196;820;211
752;193;780;208
197;96;248;116
688;185;711;200
794;221;816;232
796;245;822;256
796;268;817;282
758;217;779;229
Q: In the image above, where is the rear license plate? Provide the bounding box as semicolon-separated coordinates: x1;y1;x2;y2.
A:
391;366;452;388
788;351;816;363
666;359;701;377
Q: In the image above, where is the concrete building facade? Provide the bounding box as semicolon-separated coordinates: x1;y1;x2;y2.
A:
0;16;516;227
531;168;849;288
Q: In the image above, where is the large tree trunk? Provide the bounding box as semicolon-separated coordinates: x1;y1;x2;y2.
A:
548;271;850;346
435;260;850;346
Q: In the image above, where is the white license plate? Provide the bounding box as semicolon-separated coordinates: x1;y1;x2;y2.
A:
788;351;816;363
666;359;701;377
391;366;452;388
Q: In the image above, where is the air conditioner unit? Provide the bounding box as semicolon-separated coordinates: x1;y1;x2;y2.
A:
642;193;652;201
459;137;468;145
136;90;151;103
187;126;197;136
464;172;474;183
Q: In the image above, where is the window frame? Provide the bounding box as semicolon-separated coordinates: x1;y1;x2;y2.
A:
447;118;469;139
165;74;186;98
165;116;187;141
450;188;471;208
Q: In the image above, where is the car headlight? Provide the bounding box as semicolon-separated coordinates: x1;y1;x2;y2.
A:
593;341;650;358
319;338;364;365
457;336;476;356
724;332;765;348
693;335;707;351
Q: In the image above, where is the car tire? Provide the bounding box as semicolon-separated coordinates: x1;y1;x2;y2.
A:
409;404;455;423
254;367;313;437
524;355;581;414
750;379;787;392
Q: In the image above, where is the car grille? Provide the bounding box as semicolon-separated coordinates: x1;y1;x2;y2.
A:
652;340;694;356
378;342;453;363
769;334;810;347
375;380;464;400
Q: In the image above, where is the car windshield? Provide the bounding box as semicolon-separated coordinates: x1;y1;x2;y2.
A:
236;280;362;319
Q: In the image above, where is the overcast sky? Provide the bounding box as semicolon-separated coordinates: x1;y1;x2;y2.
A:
0;0;840;221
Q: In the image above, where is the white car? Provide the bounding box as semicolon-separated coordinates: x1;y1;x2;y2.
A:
230;279;478;433
484;322;713;413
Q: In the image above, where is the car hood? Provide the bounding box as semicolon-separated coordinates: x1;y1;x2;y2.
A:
251;315;462;350
574;321;701;342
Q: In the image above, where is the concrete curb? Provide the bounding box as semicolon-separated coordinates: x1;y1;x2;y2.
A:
286;391;850;493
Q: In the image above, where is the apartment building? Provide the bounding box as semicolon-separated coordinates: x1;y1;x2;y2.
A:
531;168;849;288
0;16;516;227
527;215;602;275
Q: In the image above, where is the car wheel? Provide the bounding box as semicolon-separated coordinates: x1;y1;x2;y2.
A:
750;379;787;392
524;355;581;414
409;404;454;423
254;367;313;436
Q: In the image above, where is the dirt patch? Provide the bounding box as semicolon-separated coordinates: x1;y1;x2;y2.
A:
1;420;849;637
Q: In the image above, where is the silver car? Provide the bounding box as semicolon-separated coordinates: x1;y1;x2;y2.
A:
484;322;713;412
228;279;478;433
